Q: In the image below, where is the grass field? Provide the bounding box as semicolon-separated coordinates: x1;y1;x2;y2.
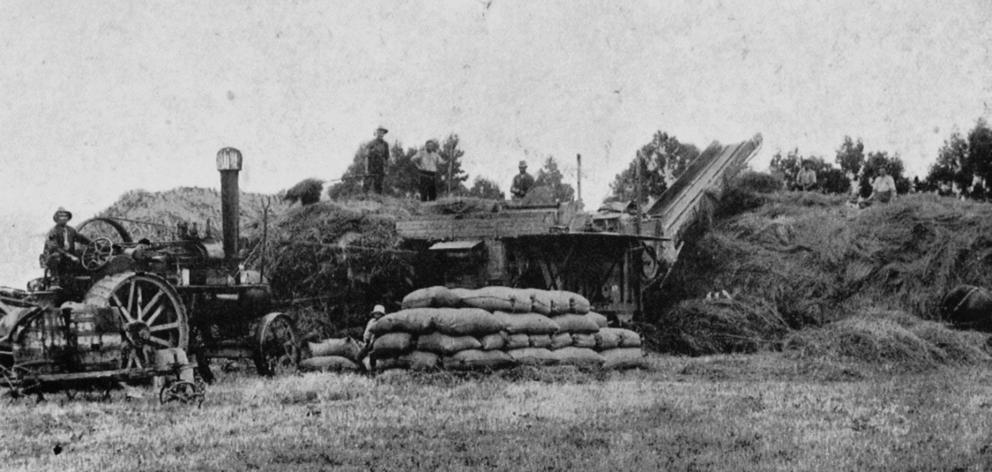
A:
2;354;992;472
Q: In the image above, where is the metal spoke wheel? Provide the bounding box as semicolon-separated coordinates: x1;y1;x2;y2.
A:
254;312;300;376
1;365;42;400
81;237;115;271
84;272;189;369
159;380;205;406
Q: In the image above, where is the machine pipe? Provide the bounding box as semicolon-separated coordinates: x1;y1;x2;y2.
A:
216;147;243;264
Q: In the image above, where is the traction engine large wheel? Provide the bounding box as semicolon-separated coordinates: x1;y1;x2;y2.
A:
84;272;189;368
254;312;300;376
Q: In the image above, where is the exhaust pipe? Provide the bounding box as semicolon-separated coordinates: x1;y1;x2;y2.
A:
216;147;242;264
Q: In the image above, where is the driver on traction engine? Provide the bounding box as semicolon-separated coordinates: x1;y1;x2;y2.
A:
41;207;90;283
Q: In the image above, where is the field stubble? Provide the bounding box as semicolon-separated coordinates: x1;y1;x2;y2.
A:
2;354;992;471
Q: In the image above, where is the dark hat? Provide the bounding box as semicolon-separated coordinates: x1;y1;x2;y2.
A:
53;207;72;222
376;126;388;134
518;160;528;168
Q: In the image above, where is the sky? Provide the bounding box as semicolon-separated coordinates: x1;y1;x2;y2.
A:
1;0;991;286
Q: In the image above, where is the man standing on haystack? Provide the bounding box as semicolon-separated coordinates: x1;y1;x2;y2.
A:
356;304;386;374
364;126;390;194
510;160;535;200
796;162;817;191
412;139;441;201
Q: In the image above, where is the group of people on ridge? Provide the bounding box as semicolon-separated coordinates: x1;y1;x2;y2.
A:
792;161;896;206
364;126;536;202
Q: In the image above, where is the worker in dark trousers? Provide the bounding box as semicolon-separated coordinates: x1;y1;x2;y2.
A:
364;127;390;194
413;139;441;201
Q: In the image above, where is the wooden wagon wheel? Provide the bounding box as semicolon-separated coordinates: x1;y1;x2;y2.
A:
253;312;300;376
84;272;189;368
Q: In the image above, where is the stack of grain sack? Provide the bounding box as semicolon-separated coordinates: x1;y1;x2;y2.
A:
366;286;646;371
300;337;364;372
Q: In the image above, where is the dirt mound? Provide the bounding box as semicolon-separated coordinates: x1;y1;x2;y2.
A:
784;309;990;369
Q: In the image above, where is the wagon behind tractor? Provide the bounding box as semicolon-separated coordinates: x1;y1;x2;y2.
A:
0;148;299;398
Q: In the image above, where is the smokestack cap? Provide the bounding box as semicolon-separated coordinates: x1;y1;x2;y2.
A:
216;147;243;171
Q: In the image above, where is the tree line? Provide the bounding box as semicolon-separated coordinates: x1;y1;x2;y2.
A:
287;119;992;207
604;117;992;203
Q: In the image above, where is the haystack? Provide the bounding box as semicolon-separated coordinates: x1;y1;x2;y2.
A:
665;192;992;326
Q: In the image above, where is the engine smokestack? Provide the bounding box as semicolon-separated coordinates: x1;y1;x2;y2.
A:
216;147;243;264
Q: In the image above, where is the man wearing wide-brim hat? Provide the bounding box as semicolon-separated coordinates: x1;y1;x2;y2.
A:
364;127;390;195
42;207;90;282
510;160;535;200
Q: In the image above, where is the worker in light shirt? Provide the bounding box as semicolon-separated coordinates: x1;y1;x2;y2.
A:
867;166;897;204
413;139;441;201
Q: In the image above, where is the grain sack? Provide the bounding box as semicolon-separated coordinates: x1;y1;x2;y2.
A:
595;328;622;350
505;333;530;349
372;332;413;356
551;314;600;334
402;286;462;309
553;347;606;368
403;350;440;371
586;311;609;328
308;337;361;359
416;332;483;355
495;312;560;335
571;333;597;348
461;286;532;313
601;348;647;369
375;356;411;370
480;332;506;350
528;289;554;315
443;349;516;370
529;334;552;348
547;290;591;315
370;308;435;334
549;332;574;350
431;308;505;336
615;328;643;348
507;347;559;366
300;355;360;372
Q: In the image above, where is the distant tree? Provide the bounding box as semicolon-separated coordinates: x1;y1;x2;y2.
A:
383;143;419;198
835;136;866;177
466;177;505;200
608;131;701;203
859;151;910;197
283;178;324;206
968;118;992;193
534;156;575;202
437;134;469;196
925;131;969;194
819;166;851;194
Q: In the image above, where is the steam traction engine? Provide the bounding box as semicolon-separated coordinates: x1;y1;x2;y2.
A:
0;148;299;398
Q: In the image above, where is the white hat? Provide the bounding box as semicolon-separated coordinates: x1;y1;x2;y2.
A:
371;304;386;316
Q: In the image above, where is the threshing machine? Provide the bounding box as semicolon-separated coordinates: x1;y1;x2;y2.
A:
396;135;762;321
